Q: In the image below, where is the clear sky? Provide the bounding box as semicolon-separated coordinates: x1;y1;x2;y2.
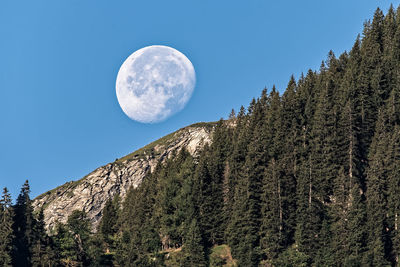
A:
1;0;399;200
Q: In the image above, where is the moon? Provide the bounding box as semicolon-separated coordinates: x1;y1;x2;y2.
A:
116;45;196;123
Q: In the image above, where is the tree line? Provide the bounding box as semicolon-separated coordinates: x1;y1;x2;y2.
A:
3;5;400;266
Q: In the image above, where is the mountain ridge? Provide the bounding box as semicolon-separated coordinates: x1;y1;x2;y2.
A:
32;122;217;231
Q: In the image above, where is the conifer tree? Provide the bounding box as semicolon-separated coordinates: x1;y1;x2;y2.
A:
67;210;92;265
294;70;326;261
198;120;228;246
225;105;249;239
31;209;55;267
182;218;206;267
98;195;120;250
53;222;76;264
260;159;284;261
278;76;300;247
388;125;400;265
0;188;13;267
117;160;163;265
365;110;391;266
311;72;339;202
2;6;400;266
357;8;384;163
382;5;397;96
12;180;35;267
234;94;270;266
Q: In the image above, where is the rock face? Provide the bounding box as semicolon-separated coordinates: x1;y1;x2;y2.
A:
33;123;215;232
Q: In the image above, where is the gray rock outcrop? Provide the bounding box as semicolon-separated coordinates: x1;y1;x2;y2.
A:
33;123;214;232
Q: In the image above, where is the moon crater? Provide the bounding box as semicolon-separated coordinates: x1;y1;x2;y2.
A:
116;45;196;123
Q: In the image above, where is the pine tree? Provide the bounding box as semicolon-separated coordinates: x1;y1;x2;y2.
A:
197;120;228;246
311;69;339;203
382;5;397;98
357;8;384;167
182;219;207;267
0;188;14;267
31;209;55;267
235;93;271;266
293;70;326;261
98;195;120;250
155;150;193;250
388;125;400;265
67;210;92;265
294;152;325;260
279;75;300;248
260;159;284;261
1;6;399;266
12;180;35;267
225;105;250;243
345;183;368;266
364;110;391;266
117;161;162;266
327;37;370;265
53;222;76;264
313;218;335;266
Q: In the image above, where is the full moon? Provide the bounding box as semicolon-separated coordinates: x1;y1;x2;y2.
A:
116;45;196;123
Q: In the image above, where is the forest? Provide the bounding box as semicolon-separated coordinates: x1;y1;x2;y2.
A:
2;5;400;267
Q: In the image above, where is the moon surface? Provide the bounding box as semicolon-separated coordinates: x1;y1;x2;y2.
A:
116;45;196;123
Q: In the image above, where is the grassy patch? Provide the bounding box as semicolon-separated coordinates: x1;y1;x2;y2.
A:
210;245;237;267
117;131;176;162
163;247;184;267
34;121;217;208
116;121;217;163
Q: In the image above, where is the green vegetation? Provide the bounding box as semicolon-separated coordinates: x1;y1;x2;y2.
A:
4;5;400;266
34;122;217;211
117;122;217;162
209;245;237;267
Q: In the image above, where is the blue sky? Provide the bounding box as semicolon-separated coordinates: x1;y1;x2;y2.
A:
1;0;399;199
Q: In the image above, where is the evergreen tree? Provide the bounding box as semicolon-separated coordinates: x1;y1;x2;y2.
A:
3;6;400;266
260;159;284;261
117;162;162;265
182;219;207;267
311;66;339;203
364;110;391;266
278;76;300;248
388;125;400;265
0;188;14;267
294;70;325;261
12;180;35;267
194;121;229;248
98;194;120;250
357;8;384;167
67;210;92;265
225;105;250;245
31;209;55;267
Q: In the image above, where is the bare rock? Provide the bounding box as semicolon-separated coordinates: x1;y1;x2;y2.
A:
33;123;215;232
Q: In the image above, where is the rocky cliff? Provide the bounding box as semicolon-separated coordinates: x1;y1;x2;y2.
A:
33;122;215;232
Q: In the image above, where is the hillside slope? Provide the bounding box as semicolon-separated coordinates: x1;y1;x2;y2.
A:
32;122;215;231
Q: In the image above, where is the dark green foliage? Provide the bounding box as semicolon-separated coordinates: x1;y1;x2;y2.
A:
260;159;284;260
53;222;76;264
387;126;400;264
182;219;207;267
31;209;57;267
198;120;229;246
67;210;92;265
274;246;310;267
4;6;400;266
99;199;116;238
12;180;35;267
52;210;107;266
6;181;57;266
0;188;13;266
98;194;120;250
